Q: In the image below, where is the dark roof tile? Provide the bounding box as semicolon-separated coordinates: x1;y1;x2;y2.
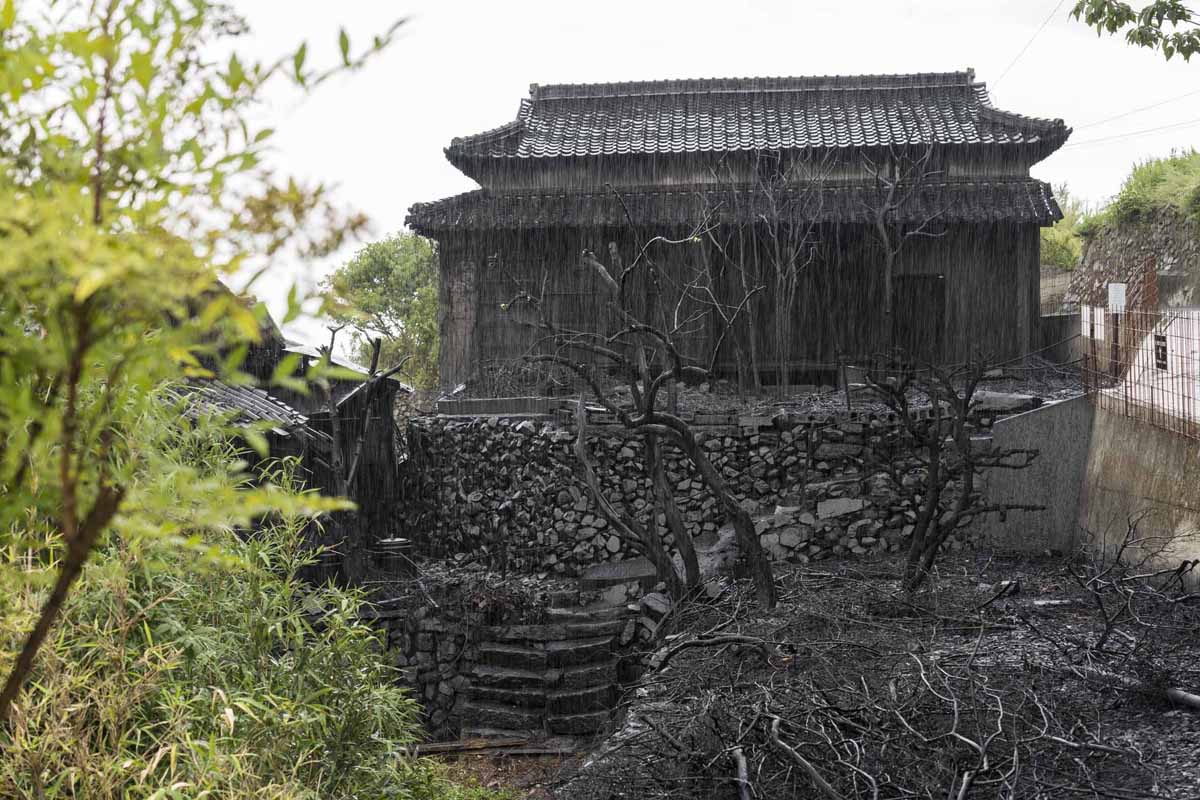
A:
447;70;1069;169
407;179;1062;233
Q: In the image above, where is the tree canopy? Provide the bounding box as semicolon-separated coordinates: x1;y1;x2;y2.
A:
325;232;440;390
1071;0;1200;60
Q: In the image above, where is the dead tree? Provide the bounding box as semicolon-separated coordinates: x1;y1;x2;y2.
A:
860;142;944;328
1052;516;1200;708
705;150;830;396
865;357;1042;596
507;209;777;608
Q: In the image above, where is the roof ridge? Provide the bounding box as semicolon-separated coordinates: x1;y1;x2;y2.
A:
530;70;976;100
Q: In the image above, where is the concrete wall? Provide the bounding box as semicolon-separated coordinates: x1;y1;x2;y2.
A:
1079;405;1200;570
1039;311;1083;365
986;395;1200;581
987;396;1094;553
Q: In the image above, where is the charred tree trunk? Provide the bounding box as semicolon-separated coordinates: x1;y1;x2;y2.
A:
647;433;701;592
648;415;776;609
575;403;684;600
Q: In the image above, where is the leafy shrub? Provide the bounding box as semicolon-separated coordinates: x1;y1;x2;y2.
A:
0;432;494;799
1110;149;1200;226
1077;206;1112;240
1041;183;1091;268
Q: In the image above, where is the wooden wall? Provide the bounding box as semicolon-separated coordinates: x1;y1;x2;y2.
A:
436;223;1042;391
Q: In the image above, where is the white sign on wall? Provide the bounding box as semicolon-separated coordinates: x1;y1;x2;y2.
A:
1108;283;1127;313
1081;305;1091;336
1094;307;1106;342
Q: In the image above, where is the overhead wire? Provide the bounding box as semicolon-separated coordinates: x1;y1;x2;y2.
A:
993;0;1070;89
1075;88;1200;130
1063;115;1200;148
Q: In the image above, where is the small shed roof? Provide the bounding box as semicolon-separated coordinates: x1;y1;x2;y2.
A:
167;379;313;438
408;177;1062;234
446;70;1069;174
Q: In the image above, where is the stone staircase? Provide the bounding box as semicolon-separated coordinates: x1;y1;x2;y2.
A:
460;598;636;739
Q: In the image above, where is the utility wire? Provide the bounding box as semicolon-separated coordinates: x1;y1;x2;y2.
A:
993;0;1069;88
1063;115;1200;147
1077;88;1200;129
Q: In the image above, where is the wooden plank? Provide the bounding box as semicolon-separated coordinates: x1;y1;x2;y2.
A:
416;737;529;755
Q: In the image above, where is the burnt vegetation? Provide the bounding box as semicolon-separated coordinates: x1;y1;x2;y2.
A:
556;542;1200;800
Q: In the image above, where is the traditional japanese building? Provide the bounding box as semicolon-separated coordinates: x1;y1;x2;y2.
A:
408;70;1070;391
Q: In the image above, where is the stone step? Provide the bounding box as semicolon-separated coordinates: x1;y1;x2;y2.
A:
460;701;541;731
461;726;541;740
546;589;581;608
579;557;657;591
477;642;548;671
469;659;621;690
546;636;615;667
470;665;550;689
484;623;571;643
469;685;547;708
547;684;616;715
547;710;612;736
563;618;628;639
560;659;619;689
545;603;635;623
481;619;628;642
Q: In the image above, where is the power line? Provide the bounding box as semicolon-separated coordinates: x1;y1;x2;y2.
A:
1062;115;1200;147
1076;88;1200;129
993;0;1069;88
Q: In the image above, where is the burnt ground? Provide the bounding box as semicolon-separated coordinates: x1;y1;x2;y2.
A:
451;358;1085;420
583;357;1084;419
461;547;1200;800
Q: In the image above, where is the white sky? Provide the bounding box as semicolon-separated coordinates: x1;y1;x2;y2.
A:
233;0;1200;346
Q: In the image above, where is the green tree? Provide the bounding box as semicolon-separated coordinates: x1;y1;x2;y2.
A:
0;0;400;726
325;232;440;390
1071;0;1200;61
1041;183;1089;269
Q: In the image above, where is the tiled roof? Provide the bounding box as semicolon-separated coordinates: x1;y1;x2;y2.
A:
168;380;312;437
407;179;1062;234
446;70;1069;169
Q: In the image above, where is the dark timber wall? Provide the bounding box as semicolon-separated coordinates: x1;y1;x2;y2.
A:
437;223;1042;391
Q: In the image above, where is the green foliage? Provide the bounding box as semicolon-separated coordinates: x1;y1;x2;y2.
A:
1041;184;1090;269
325;233;440;390
0;428;493;798
1109;148;1200;225
0;5;496;798
1077;206;1113;239
1072;0;1200;60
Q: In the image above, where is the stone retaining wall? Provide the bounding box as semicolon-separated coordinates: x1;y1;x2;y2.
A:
402;410;992;576
374;597;647;740
1068;208;1200;309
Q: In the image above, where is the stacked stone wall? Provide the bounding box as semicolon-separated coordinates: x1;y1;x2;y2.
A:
374;598;644;740
402;411;983;576
1069;208;1200;309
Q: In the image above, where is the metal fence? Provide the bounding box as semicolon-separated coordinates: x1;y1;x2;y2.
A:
1081;302;1200;440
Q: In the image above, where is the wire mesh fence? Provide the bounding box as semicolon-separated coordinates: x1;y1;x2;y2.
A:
1081;303;1200;441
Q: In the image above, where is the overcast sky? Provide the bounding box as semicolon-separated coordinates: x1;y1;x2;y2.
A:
233;0;1200;345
